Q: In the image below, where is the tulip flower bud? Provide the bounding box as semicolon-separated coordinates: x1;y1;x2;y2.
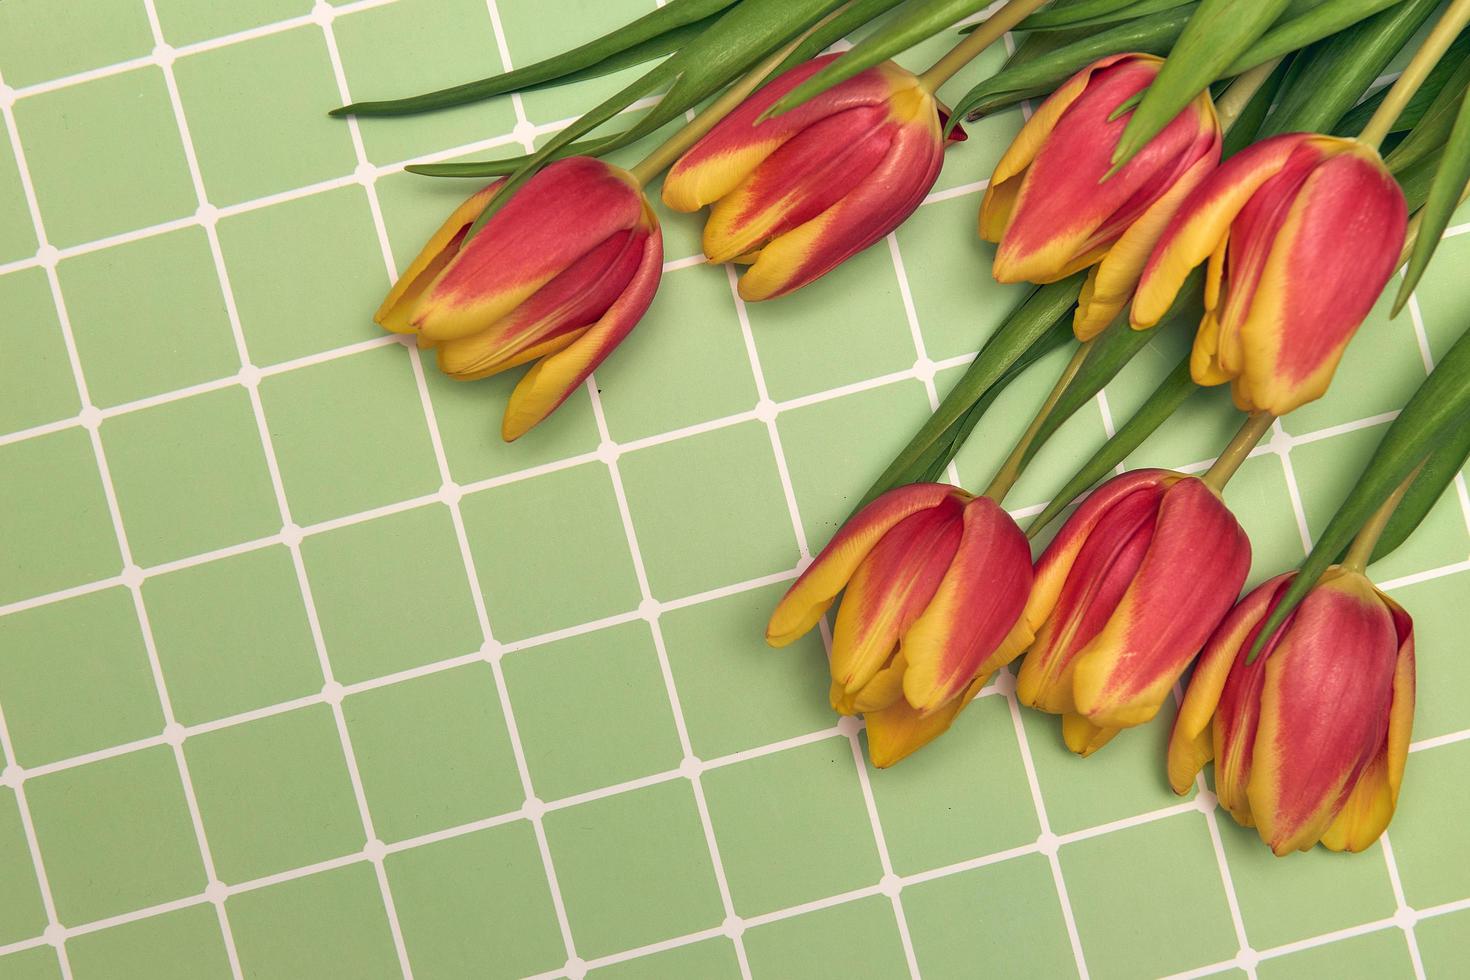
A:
1168;568;1414;855
662;54;959;302
980;54;1221;339
1132;133;1407;416
766;483;1033;766
376;157;662;441
1017;469;1250;756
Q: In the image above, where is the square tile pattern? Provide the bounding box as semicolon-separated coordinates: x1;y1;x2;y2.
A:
0;0;1467;977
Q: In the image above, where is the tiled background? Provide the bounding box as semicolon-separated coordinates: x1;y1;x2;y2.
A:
1;1;1468;978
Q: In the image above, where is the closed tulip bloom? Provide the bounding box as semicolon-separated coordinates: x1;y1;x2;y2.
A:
376;157;662;441
980;54;1221;339
766;483;1033;766
1017;469;1250;756
662;54;957;302
1132;133;1407;416
1168;568;1414;854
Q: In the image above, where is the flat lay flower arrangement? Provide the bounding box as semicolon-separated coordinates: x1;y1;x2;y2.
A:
4;0;1470;977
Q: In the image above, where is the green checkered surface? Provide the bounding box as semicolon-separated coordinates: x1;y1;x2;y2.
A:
1;1;1468;978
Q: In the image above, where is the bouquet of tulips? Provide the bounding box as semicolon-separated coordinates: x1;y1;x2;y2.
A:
336;0;1470;856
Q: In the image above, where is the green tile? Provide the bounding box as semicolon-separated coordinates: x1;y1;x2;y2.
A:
1020;699;1187;836
461;462;641;641
102;387;279;566
743;896;909;979
596;264;758;443
1387;570;1470;740
1408;230;1470;365
303;504;481;683
0;428;120;605
1220;451;1309;588
0;588;161;768
505;621;682;800
260;346;440;524
27;747;205;925
144;546;322;726
422;362;601;485
1385;740;1470;910
590;939;741;979
893;192;1031;362
58;227;238;408
777;380;934;549
619;422;798;599
499;0;656;125
386;822;565;980
904;853;1078;980
228;864;400;980
14;68;195;248
66;904;231;980
0;136;38;265
0;946;62;980
865;694;1039;875
217;185;386;366
704;738;882;917
0;0;152;89
1415;907;1470;979
544;780;724;958
185;705;364;883
0;789;45;946
343;663;523;843
747;243;915;402
1218;817;1396;949
1060;813;1238;980
660;583;833;760
153;0;311;46
0;270;74;437
174;28;356;207
333;0;517;165
1256;928;1414;980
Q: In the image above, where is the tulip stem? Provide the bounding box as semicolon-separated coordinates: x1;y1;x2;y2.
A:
1357;0;1470;151
983;340;1092;503
917;0;1051;94
1201;411;1275;493
1342;462;1425;574
626;7;847;187
1213;58;1281;131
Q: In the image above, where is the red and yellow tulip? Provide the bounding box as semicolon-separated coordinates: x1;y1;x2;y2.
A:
1132;133;1407;416
980;54;1221;339
766;483;1033;766
1168;567;1415;854
662;54;958;302
376;157;662;441
1017;469;1251;756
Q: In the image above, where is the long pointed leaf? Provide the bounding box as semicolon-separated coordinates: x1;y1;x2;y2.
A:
774;0;910;74
1332;30;1470;136
1385;55;1470;172
1365;421;1470;561
1022;0;1194;30
1220;56;1293;158
1220;0;1411;76
1394;87;1470;311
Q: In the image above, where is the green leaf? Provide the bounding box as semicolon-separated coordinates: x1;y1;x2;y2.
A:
1110;0;1291;169
1362;421;1470;562
855;276;1086;509
1219;56;1293;157
1394;85;1470;312
1027;353;1200;534
773;0;910;74
1394;139;1447;212
1259;0;1440;137
1019;0;1193;30
1332;30;1470;137
407;134;628;178
330;0;737;117
1249;322;1470;661
954;3;1198;120
1220;0;1411;76
1385;54;1470;172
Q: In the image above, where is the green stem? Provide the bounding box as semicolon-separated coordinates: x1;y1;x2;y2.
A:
1201;411;1275;492
1213;57;1281;129
1358;0;1470;150
983;340;1092;502
1341;462;1424;573
917;0;1051;93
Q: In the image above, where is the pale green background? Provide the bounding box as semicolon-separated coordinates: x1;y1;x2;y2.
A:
0;1;1468;978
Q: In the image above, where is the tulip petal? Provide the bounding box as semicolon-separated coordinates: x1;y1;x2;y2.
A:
865;672;989;768
500;213;662;441
849;648;909;714
1062;712;1119;757
438;326;586;383
1248;570;1399;855
376;182;499;333
899;496;1034;713
1073;477;1251;730
417;158;646;342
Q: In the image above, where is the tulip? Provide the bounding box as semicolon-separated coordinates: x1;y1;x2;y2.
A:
1131;133;1407;416
1017;469;1250;756
376;157;662;441
980;53;1221;339
1168;568;1415;854
766;483;1034;766
662;53;959;302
